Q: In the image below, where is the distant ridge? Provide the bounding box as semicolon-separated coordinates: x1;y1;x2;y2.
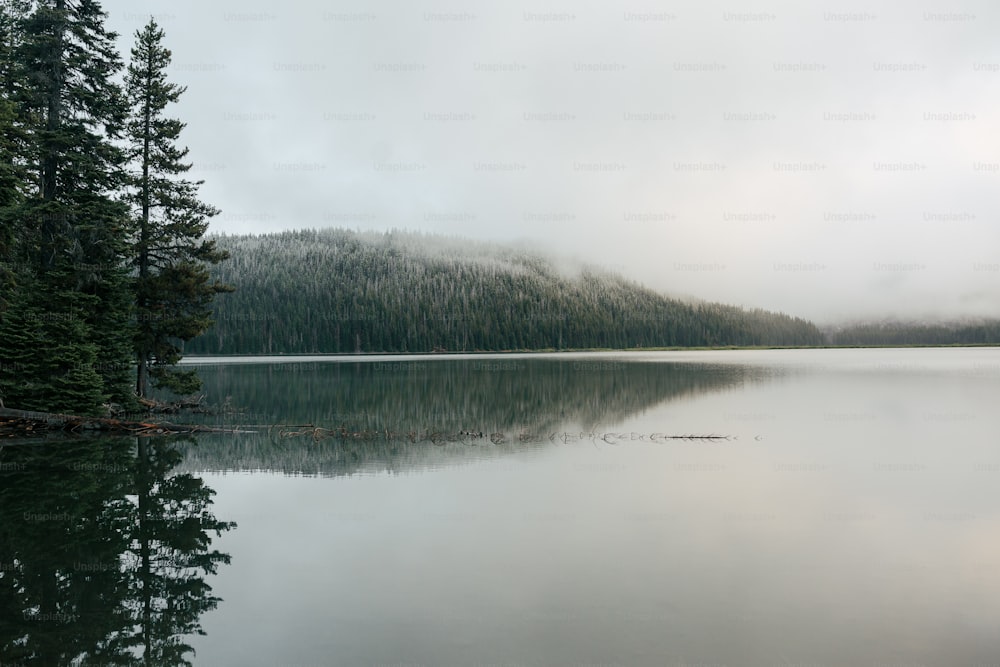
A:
184;228;824;354
827;319;1000;346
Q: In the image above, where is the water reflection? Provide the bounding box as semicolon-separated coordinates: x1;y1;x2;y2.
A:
0;436;235;666
177;359;763;477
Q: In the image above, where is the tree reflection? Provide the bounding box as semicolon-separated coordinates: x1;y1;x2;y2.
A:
0;435;235;666
175;358;765;478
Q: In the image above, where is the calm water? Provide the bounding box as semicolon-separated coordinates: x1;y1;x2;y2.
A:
3;349;1000;665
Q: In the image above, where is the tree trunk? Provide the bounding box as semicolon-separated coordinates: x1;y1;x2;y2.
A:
135;40;153;398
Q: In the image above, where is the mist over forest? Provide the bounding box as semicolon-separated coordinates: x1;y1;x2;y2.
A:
183;228;1000;355
90;0;1000;325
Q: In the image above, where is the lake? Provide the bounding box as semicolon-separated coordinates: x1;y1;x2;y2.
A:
3;348;1000;665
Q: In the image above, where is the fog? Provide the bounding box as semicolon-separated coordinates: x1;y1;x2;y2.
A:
101;0;1000;324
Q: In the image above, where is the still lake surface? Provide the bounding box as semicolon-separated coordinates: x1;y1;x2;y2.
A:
3;348;1000;665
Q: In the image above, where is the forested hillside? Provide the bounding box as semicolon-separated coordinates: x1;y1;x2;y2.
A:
829;320;1000;346
184;228;825;354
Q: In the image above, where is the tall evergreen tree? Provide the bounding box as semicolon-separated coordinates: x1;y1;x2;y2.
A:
0;0;32;310
0;0;134;413
125;19;229;398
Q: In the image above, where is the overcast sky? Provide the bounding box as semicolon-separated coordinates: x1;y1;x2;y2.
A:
99;0;1000;323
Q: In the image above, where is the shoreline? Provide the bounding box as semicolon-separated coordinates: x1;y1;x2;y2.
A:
176;343;1000;363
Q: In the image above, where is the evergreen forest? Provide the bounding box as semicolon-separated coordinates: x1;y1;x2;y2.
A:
0;3;226;415
182;229;1000;355
183;228;827;354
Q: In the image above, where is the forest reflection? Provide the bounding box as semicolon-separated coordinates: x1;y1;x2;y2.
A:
0;436;234;666
176;358;769;477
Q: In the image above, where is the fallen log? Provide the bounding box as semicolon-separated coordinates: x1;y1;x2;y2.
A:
0;407;256;438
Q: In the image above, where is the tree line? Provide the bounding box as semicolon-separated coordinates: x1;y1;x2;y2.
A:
183;228;828;355
0;2;226;415
184;228;1000;355
828;320;1000;346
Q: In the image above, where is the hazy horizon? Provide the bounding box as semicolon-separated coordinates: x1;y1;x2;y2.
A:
100;0;1000;324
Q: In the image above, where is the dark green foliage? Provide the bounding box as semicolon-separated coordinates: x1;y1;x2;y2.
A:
0;0;135;412
0;10;225;413
184;228;827;354
0;94;21;307
0;0;31;308
0;277;107;414
125;19;229;398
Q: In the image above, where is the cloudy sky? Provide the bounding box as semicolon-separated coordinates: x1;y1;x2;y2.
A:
99;0;1000;323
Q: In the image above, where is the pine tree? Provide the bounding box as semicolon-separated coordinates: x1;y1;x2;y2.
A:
0;0;32;309
125;19;230;398
0;0;134;413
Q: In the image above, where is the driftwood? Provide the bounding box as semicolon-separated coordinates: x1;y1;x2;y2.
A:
0;407;256;438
